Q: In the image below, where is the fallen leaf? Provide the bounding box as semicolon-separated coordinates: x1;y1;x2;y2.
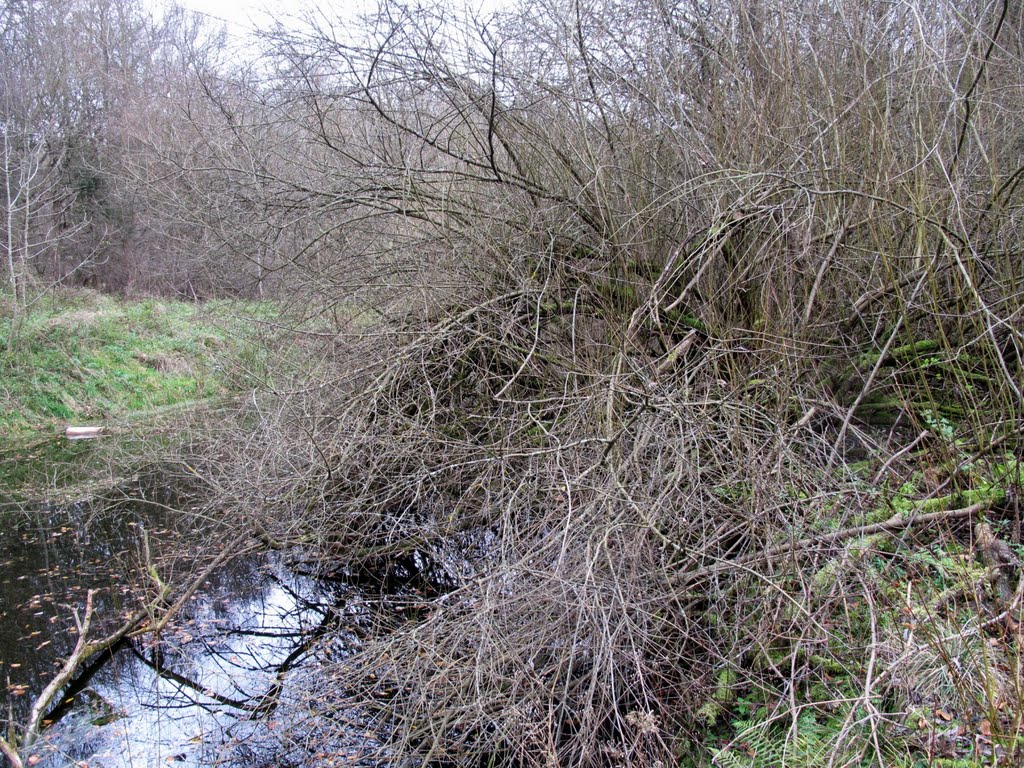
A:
936;709;953;721
980;719;992;736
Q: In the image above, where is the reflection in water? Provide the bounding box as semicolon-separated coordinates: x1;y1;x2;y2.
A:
32;555;340;767
0;434;466;768
0;494;157;725
0;482;381;768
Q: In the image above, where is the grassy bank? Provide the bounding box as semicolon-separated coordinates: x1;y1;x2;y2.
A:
0;288;266;435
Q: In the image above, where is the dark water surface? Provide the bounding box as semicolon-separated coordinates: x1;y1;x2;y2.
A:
0;438;371;767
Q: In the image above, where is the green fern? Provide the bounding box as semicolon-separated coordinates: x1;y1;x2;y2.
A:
710;708;907;768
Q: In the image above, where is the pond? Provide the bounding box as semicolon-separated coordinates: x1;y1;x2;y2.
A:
0;437;396;767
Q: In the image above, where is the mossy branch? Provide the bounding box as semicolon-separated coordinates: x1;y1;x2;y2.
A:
673;497;998;589
856;339;941;369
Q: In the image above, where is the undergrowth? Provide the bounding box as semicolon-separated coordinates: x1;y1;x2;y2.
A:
174;0;1024;765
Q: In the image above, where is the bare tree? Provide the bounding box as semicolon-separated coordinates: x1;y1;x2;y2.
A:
0;0;249;298
2;0;1019;763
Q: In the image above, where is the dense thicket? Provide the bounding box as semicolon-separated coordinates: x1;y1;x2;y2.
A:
181;0;1024;765
5;0;1024;764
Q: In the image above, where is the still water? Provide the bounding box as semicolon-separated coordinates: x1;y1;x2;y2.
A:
0;441;388;767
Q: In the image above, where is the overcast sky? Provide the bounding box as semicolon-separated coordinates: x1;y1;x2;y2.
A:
170;0;324;34
170;0;505;39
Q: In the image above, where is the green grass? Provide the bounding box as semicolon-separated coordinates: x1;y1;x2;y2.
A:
0;288;265;435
